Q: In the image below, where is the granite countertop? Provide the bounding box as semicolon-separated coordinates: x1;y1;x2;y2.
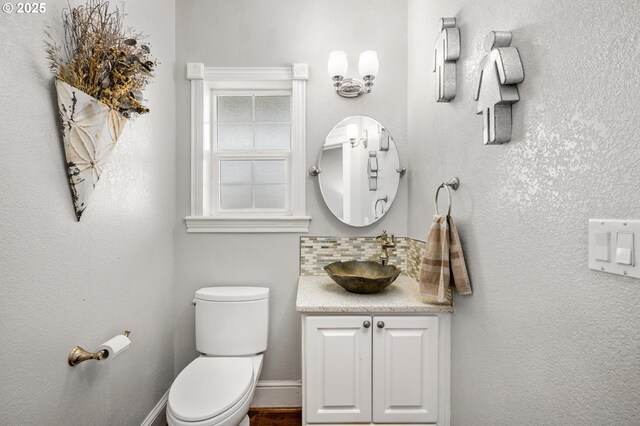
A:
296;275;453;313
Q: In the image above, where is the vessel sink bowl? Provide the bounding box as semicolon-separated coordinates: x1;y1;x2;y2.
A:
323;260;401;294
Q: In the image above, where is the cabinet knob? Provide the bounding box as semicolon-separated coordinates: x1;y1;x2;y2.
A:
363;321;371;328
377;321;385;329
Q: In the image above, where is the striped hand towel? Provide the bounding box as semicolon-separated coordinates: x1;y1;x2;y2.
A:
419;215;472;305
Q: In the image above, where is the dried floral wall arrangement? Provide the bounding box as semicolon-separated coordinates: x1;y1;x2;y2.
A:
45;0;156;220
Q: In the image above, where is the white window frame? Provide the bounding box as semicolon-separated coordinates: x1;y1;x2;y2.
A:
185;63;310;233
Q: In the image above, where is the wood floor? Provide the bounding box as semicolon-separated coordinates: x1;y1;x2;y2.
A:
248;407;302;426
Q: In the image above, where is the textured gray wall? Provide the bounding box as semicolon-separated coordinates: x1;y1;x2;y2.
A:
174;0;408;380
0;1;176;424
407;1;640;424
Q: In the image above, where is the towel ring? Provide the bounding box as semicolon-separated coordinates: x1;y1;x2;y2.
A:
435;177;459;216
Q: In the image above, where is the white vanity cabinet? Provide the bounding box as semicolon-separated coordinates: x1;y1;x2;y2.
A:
301;315;449;426
297;276;452;426
304;315;372;423
372;316;440;424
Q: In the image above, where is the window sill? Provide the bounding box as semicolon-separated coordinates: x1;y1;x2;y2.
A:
184;215;311;233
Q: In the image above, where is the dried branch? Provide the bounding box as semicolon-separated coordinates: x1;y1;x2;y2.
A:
45;0;156;116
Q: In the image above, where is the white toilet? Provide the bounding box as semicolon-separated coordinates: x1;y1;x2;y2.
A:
167;287;269;426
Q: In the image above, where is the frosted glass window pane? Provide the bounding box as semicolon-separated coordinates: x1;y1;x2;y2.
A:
255;96;290;122
253;160;286;184
255;124;290;149
220;185;252;209
217;96;252;122
254;185;286;209
220;161;252;184
218;124;253;149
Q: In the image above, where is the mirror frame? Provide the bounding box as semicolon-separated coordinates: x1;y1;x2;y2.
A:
309;115;406;227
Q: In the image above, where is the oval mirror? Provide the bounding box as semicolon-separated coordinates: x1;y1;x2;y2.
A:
318;116;401;227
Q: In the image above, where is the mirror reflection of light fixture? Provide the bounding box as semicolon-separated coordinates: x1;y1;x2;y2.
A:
346;124;368;148
328;50;379;98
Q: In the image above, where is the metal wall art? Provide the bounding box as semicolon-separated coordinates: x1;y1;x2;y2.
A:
474;31;524;144
433;17;460;102
368;151;378;191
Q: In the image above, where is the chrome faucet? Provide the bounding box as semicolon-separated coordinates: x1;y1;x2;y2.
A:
375;230;396;265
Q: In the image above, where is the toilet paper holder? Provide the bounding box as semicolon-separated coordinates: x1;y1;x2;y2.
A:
68;330;131;367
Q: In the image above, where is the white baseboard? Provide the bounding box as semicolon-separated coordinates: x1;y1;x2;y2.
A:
251;380;302;408
140;380;301;425
141;389;169;426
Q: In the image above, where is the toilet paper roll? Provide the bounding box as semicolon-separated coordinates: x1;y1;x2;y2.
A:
97;334;131;359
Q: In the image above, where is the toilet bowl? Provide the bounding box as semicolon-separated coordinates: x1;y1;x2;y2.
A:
167;287;269;426
167;355;263;426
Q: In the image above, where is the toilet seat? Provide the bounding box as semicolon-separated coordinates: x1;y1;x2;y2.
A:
168;357;254;423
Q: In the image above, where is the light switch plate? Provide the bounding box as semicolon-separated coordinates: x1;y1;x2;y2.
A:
589;219;640;279
594;231;610;262
615;232;634;265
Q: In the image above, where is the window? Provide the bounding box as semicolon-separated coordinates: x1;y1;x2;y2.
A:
215;95;289;211
186;64;310;233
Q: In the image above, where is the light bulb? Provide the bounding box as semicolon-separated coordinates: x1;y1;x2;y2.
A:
346;124;359;141
358;50;379;78
328;50;348;77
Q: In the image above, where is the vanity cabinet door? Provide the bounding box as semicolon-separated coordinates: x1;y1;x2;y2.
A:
304;316;372;423
372;315;439;423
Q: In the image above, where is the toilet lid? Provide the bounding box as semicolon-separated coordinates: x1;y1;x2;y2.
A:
168;357;254;422
195;286;269;302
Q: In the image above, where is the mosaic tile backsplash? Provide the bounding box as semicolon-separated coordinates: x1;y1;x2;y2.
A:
300;236;425;281
405;237;424;281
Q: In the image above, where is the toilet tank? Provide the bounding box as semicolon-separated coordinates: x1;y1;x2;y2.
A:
194;287;269;356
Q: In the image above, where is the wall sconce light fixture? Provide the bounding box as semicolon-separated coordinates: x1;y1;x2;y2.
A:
328;50;379;97
346;124;368;148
